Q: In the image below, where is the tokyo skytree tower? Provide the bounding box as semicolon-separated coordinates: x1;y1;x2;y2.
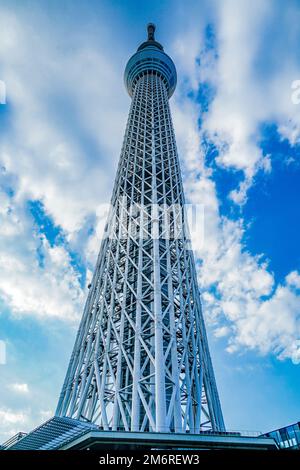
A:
56;24;225;434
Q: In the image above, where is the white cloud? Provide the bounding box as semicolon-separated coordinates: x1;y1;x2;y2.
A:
8;383;29;394
169;0;300;365
286;271;300;289
174;101;300;363
214;326;230;338
39;410;52;421
0;407;29;444
173;108;300;363
226;274;300;362
0;408;28;426
0;7;127;321
0;407;53;442
0;9;127;237
0;186;84;320
199;0;300;204
181;150;300;363
203;0;270;185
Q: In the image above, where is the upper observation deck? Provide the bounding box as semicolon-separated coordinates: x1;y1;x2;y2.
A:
124;23;177;98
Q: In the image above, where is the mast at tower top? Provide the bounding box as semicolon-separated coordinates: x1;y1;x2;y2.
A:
147;23;155;40
137;23;164;51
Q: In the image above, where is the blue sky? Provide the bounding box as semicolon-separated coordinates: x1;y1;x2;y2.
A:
0;0;300;440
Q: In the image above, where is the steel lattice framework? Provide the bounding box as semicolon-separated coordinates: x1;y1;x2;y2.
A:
56;24;225;434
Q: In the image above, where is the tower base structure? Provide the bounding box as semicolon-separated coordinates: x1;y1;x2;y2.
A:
2;416;277;451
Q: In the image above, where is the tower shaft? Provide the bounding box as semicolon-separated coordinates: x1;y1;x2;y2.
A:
56;26;225;434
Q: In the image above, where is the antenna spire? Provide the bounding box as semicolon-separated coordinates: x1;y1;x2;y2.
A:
147;23;156;41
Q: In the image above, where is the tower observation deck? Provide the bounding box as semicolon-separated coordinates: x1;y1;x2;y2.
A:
56;24;225;434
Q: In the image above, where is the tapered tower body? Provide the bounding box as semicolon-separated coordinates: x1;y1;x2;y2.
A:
56;24;225;434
